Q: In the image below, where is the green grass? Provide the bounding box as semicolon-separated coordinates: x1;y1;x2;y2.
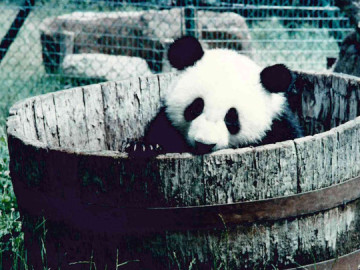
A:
0;129;24;269
0;2;347;269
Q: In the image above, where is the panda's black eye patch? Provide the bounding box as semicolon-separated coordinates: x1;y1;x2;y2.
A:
225;108;240;135
184;97;204;122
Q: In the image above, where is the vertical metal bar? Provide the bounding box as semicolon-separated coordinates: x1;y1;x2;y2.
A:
0;0;36;63
184;0;198;38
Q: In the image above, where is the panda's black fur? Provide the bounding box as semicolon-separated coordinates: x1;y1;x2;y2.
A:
126;36;303;157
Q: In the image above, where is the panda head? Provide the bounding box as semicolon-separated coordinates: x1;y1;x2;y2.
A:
165;36;295;154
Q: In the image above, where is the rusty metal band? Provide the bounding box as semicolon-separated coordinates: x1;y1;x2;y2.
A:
136;175;360;231
286;247;360;270
16;175;360;233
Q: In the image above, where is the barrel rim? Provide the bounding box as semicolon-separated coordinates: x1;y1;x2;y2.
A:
6;71;360;160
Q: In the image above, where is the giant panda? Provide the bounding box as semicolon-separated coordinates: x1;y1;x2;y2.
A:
126;36;303;157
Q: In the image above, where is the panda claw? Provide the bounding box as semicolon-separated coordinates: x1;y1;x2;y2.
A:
125;141;163;159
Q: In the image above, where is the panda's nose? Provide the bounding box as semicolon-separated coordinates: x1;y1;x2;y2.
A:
194;141;216;154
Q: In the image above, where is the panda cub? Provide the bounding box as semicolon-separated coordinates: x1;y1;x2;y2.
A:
126;36;303;157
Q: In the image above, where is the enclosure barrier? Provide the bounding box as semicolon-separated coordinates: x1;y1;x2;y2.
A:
0;0;352;127
6;71;360;269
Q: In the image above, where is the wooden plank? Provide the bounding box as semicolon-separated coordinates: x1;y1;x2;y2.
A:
82;84;106;151
32;96;47;143
331;75;349;128
335;117;360;182
6;115;21;138
348;84;358;120
7;100;27;139
202;148;256;203
253;141;298;198
312;75;331;133
158;153;205;206
296;200;359;266
201;141;297;204
137;76;163;134
166;230;209;268
40;93;60;147
270;219;299;266
53;88;88;149
294;131;337;192
18;99;37;141
102;75;162;151
101;81;119;151
116;77;143;146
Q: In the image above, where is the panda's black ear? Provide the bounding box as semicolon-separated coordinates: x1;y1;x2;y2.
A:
260;64;295;93
167;36;204;70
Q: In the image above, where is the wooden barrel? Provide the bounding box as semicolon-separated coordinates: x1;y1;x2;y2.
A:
6;72;360;269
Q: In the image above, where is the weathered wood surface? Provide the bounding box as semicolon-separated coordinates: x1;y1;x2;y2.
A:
7;71;360;269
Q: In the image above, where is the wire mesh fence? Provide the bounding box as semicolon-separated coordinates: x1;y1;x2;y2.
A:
0;0;352;126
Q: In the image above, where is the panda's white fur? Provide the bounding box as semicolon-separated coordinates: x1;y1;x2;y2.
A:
126;36;303;157
164;49;287;151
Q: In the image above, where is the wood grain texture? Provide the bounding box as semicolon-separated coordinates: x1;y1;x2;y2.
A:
7;71;360;269
101;76;162;151
83;84;106;151
53;87;89;149
39;93;60;147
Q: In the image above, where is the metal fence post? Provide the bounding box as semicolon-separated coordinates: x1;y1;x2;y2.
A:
0;0;35;63
184;0;198;38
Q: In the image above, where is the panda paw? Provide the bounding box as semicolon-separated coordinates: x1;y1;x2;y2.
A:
125;141;163;159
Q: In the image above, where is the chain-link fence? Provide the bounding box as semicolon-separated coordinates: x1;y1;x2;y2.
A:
0;0;352;126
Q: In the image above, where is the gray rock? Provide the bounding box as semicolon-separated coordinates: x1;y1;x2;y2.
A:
61;54;152;81
333;31;360;76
